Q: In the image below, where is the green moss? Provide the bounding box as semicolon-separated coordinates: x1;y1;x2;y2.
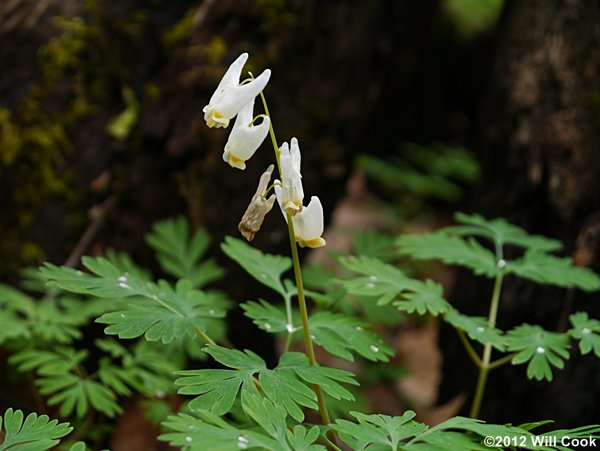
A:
162;7;195;50
442;0;504;37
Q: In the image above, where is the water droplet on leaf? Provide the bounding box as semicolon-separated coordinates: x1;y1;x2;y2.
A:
238;435;249;449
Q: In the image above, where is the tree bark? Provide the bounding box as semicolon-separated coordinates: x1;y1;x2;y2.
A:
441;0;600;427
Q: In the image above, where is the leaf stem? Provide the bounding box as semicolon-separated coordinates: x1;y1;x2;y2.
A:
488;352;515;371
456;329;482;368
469;271;504;419
193;325;216;346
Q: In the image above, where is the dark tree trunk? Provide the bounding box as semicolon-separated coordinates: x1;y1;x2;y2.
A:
441;0;600;427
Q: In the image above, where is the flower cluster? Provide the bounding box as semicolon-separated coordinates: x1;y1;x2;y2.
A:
203;53;326;248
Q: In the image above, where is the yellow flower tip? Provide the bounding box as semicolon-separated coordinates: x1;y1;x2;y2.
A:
226;154;246;170
283;200;302;216
298;237;326;248
203;106;230;128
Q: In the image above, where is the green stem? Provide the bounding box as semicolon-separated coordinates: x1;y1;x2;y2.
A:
286;213;332;429
259;89;334;438
259;91;282;176
469;271;505;419
194;325;216;346
488;352;515;371
283;291;295;353
456;329;482;368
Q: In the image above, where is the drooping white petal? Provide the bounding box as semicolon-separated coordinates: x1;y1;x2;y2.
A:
293;196;326;248
202;52;271;128
279;139;304;215
223;100;270;170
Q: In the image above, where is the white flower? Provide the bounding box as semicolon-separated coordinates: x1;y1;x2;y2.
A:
275;188;326;248
238;164;276;241
223;99;270;170
294;196;326;248
278;137;303;215
203;53;271;128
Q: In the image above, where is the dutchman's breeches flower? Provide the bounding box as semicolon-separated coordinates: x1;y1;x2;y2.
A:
275;187;326;248
203;52;271;128
223;99;270;170
293;196;326;248
278;137;304;215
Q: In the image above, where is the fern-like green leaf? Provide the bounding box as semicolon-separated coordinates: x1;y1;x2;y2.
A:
506;325;571;381
396;232;500;277
176;346;265;416
160;410;283;451
339;256;421;304
37;374;121;418
0;408;72;451
241;300;291;333
339;256;450;316
0;312;30;344
145;216;224;288
176;346;356;423
394;279;451;316
507;250;600;292
309;311;394;362
449;212;563;252
444;308;506;351
221;236;292;296
333;410;428;450
9;348;87;375
568;312;600;358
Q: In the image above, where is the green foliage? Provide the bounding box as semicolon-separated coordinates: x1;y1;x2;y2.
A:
160;397;324;451
106;87;139;140
241;300;393;362
397;232;500;277
333;411;600;450
5;210;599;448
41;259;227;344
506;325;571;382
0;284;92;345
242;299;291;333
397;213;600;290
448;212;562;252
0;408;72;451
221;236;292;296
96;339;178;397
357;143;479;205
339;256;451;316
569;312;600;357
442;0;504;37
10;348;121;418
146;216;224;288
308;312;394;362
176;346;357;423
444;308;506;351
507;250;600;291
